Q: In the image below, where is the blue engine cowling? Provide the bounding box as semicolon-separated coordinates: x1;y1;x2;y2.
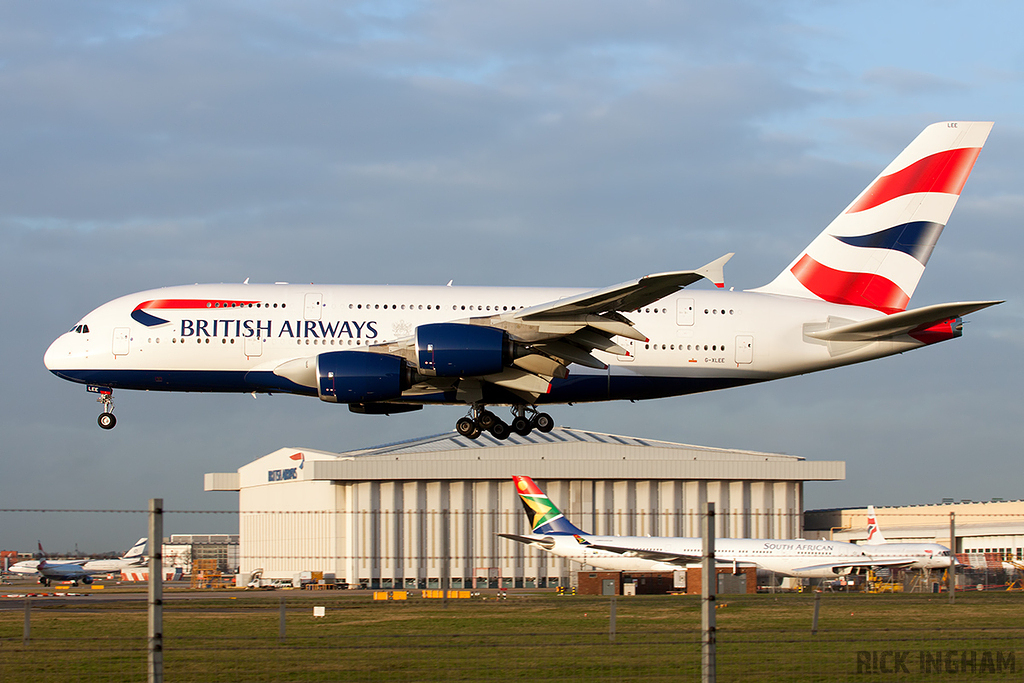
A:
316;351;411;403
415;323;511;376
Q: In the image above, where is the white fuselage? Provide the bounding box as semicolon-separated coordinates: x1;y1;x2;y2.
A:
43;282;942;407
859;543;954;570
542;534;871;579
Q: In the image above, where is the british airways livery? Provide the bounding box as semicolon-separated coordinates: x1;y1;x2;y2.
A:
44;122;1001;436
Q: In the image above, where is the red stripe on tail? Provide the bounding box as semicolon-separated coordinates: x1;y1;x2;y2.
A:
791;255;909;313
847;147;982;214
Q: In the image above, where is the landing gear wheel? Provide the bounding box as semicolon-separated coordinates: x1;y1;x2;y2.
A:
511;416;531;436
532;412;554;433
489;419;511;440
98;413;117;430
477;410;498;430
456;417;477;437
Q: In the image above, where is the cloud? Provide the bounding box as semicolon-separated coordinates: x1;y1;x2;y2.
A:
1;0;1022;550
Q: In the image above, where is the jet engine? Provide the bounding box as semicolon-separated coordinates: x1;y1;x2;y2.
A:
315;351;413;403
414;323;512;376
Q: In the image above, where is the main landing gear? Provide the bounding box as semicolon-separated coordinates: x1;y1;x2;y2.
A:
95;388;116;430
455;405;554;441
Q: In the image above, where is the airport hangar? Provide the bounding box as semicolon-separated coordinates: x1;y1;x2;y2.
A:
205;428;844;589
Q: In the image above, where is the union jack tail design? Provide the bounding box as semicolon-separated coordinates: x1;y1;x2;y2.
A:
512;475;587;536
863;505;887;545
754;121;992;312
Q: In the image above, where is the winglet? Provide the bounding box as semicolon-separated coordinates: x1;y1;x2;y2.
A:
697;253;733;289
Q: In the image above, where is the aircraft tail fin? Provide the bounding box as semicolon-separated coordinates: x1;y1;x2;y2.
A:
123;538;147;560
753;121;992;313
864;505;887;545
512;475;587;536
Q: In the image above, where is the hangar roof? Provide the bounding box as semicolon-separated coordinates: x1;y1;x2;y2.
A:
205;427;844;491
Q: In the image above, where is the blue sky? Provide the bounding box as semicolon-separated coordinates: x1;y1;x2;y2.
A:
1;1;1021;553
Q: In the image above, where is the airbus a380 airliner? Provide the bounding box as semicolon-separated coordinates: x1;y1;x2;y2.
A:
44;122;1001;436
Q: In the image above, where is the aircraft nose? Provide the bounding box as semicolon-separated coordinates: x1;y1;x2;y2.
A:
43;333;74;371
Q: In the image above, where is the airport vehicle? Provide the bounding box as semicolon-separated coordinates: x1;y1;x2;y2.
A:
499;476;924;579
44;122;1000;435
859;506;953;570
8;543;102;586
81;537;148;573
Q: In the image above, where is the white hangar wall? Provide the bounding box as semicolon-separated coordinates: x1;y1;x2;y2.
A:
206;428;844;588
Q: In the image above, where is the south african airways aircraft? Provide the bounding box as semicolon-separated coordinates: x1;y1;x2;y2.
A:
499;476;938;578
44;122;1001;437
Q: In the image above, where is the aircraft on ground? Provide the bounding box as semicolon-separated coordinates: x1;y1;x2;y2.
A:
498;476;926;579
44;122;1000;436
8;543;103;587
81;537;148;574
858;506;953;570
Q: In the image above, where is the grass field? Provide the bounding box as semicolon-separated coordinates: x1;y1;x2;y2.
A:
2;588;1022;681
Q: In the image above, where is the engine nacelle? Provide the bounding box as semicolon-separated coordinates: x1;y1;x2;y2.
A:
316;351;411;403
415;323;511;376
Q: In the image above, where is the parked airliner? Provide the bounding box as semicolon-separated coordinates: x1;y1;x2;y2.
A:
859;506;953;570
44;122;1000;436
8;543;102;587
499;476;921;579
81;537;148;574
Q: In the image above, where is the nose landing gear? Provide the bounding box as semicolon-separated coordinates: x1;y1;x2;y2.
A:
91;386;116;430
455;405;554;440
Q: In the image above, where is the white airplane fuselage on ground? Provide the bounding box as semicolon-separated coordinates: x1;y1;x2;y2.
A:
539;534;876;579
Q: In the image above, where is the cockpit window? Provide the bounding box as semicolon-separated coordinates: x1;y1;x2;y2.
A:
69;324;90;334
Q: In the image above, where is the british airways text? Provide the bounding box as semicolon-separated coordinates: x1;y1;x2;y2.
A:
180;319;378;339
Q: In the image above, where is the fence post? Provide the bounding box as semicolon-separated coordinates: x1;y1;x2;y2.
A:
23;598;30;645
702;502;716;683
609;595;616;642
279;596;287;642
948;512;956;604
811;591;821;635
149;498;164;683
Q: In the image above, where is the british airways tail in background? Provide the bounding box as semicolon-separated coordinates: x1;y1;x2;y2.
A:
44;122;1001;436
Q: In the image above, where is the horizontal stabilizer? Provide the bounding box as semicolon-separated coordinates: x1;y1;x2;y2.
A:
497;533;555;550
806;300;1003;342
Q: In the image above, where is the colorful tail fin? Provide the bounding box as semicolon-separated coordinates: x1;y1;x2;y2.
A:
512;475;587;535
754;121;992;313
864;505;887;545
123;538;147;560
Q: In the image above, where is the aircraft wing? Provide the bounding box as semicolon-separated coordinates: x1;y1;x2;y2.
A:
578;540;702;565
792;557;917;574
372;254;733;402
513;254;733;321
806;300;1003;342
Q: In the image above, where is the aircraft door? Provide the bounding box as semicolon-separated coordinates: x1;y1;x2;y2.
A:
676;298;694;326
112;327;130;357
304;293;323;321
735;335;753;364
244;335;263;358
